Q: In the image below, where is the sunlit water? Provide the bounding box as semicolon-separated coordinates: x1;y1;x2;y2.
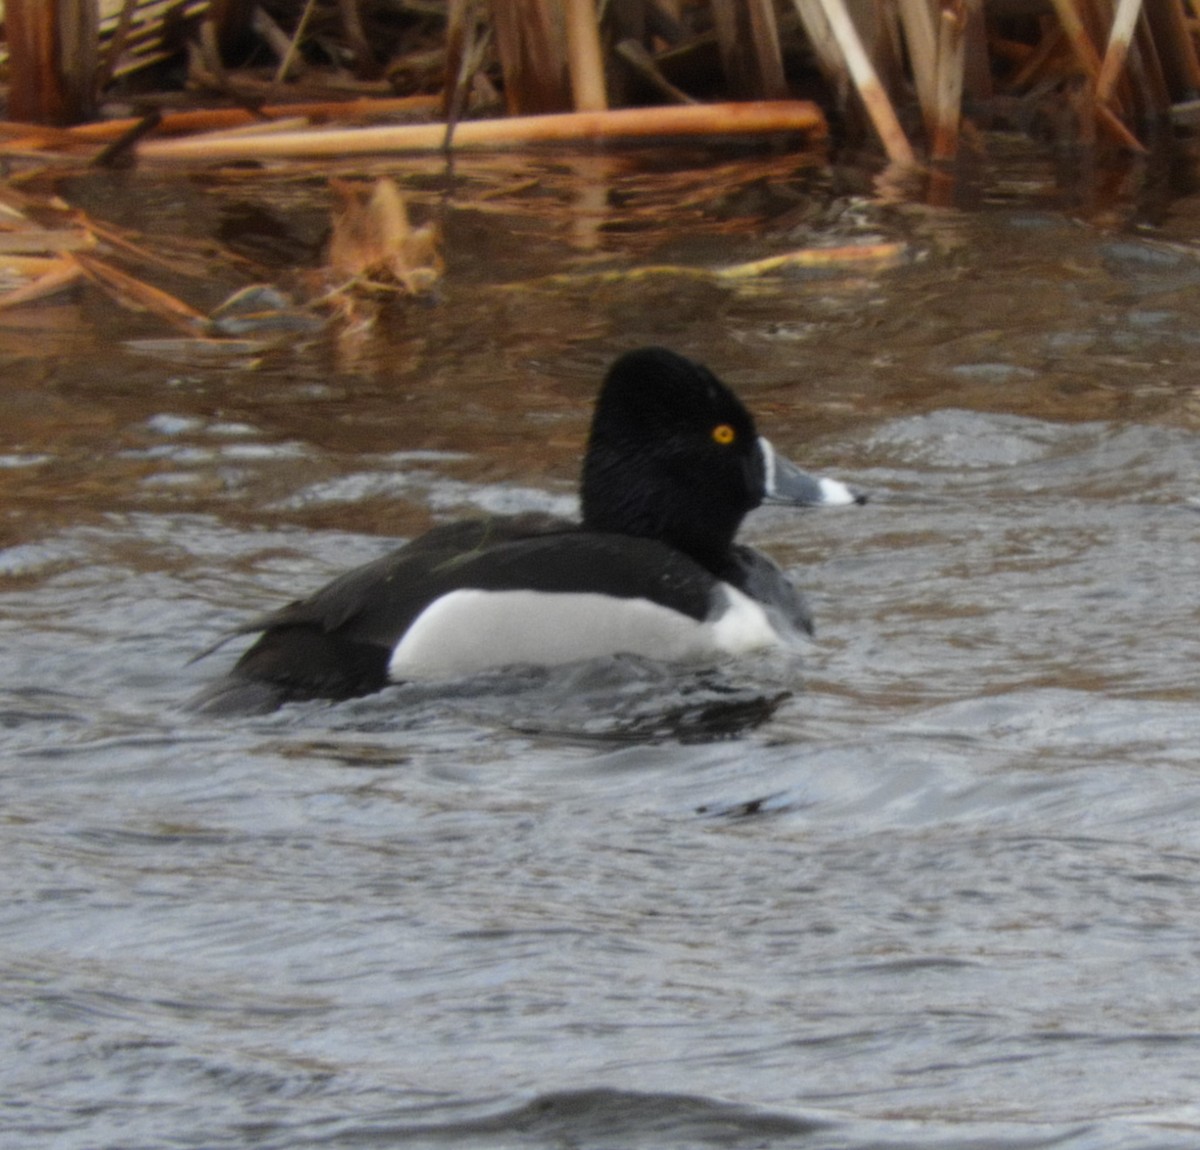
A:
3;151;1200;1149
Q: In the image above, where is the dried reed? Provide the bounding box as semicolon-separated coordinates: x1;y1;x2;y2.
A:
136;101;827;163
4;0;1200;185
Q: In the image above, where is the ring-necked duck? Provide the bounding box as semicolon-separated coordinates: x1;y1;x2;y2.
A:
195;347;863;713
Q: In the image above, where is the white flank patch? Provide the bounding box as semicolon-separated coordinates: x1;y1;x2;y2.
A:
816;476;860;506
708;584;784;652
387;586;783;680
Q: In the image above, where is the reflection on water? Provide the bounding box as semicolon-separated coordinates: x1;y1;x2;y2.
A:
2;150;1200;1149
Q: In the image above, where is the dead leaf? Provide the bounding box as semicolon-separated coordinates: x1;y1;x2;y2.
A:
327;177;442;295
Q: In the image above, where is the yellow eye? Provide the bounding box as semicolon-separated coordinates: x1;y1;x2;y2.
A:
712;424;736;445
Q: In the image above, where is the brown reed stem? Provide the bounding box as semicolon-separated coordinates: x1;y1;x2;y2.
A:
932;1;966;163
1097;0;1144;106
812;0;917;166
565;0;607;111
1050;0;1103;79
137;101;827;162
897;0;939;139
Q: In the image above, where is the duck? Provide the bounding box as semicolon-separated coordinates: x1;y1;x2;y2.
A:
194;347;863;713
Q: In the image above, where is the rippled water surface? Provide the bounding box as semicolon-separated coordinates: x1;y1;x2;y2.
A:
4;150;1200;1149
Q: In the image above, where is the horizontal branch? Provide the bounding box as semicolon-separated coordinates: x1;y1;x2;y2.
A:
137;101;827;162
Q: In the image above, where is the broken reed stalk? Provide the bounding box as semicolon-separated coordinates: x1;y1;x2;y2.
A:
136;101;827;162
747;0;788;100
961;0;991;104
1042;0;1146;150
275;0;319;84
337;0;377;78
614;40;697;104
55;96;441;144
712;0;788;101
6;0;98;124
509;240;908;291
565;0;607;111
809;0;916;167
1096;0;1144;106
174;116;312;143
932;2;966;163
0;254;74;274
90;108;162;166
98;0;139;91
1095;102;1147;152
1140;14;1174;111
712;241;906;279
70;251;206;333
490;0;568;114
1050;0;1104;80
1009;25;1066;90
0;259;84;309
788;0;849;103
0;228;94;253
0;119;90;148
896;0;938;139
1149;0;1200;93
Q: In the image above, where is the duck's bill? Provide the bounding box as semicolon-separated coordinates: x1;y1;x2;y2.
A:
759;438;866;507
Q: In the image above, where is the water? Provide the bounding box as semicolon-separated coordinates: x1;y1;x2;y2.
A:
3;149;1200;1148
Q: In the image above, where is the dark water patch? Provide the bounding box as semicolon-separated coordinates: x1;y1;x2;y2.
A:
262;738;414;770
265;1088;1187;1150
696;790;806;819
261;655;808;749
351;1088;832;1149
